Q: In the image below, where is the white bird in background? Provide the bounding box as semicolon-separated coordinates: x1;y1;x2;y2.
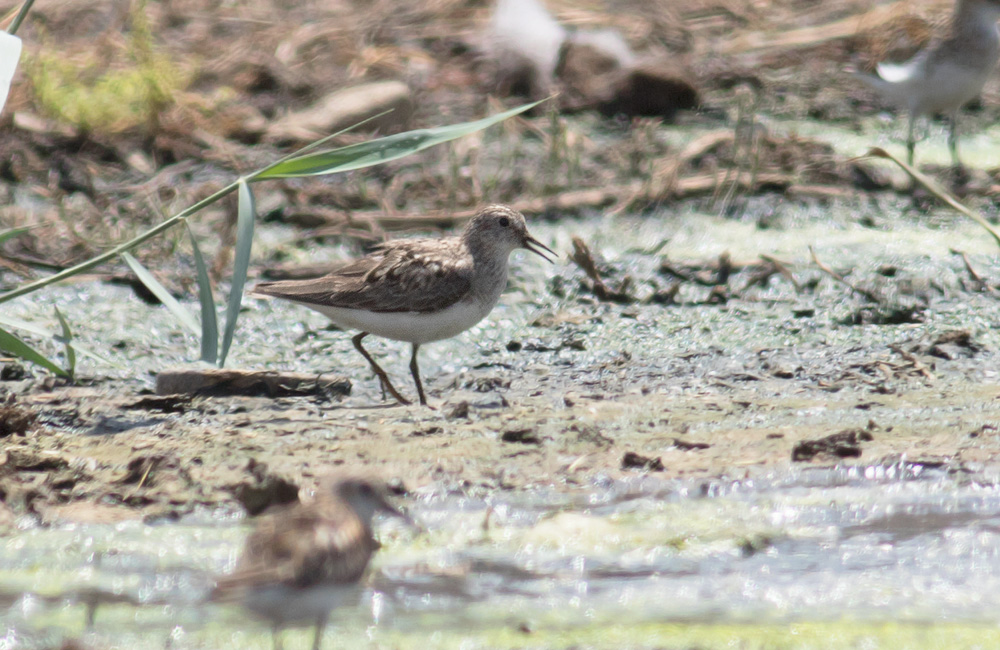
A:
855;0;1000;168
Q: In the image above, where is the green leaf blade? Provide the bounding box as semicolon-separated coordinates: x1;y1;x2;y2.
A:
0;324;68;377
218;179;256;367
121;252;201;336
53;306;76;379
254;100;543;180
186;221;219;364
0;314;117;368
0;226;31;245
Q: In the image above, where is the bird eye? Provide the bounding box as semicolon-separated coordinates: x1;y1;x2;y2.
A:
498;217;510;227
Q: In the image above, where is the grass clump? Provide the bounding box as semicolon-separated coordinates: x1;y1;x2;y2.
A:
26;0;184;134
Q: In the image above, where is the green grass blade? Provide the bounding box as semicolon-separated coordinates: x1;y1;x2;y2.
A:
0;226;31;245
0;323;68;377
121;251;200;336
0;110;393;305
7;0;35;35
0;179;241;305
186;221;218;364
0;101;543;306
218;179;255;367
0;314;117;366
53;305;76;379
262;109;394;171
254;100;543;180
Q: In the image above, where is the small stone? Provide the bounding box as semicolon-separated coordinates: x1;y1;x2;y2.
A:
445;400;470;420
0;404;36;437
501;428;540;444
792;428;874;462
621;451;664;471
0;362;26;381
672;438;709;451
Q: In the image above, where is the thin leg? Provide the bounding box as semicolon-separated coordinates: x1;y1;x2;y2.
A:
906;110;916;167
272;624;283;650
409;343;427;406
311;614;328;650
351;332;411;405
948;110;962;169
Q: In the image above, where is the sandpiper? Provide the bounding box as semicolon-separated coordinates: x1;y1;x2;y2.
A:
254;204;555;406
211;476;412;650
854;0;1000;167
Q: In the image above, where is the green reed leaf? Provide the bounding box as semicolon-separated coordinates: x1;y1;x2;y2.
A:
53;306;75;379
122;251;200;335
218;179;255;367
186;221;218;364
254;100;543;180
0;324;68;377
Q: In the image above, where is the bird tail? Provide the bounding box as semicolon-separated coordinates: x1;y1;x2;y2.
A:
847;63;911;108
846;64;887;92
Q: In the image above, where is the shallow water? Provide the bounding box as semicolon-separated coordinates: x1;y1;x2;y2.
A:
5;463;1000;649
4;114;1000;649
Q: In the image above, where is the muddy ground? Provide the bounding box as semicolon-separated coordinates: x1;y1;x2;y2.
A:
2;0;1000;527
3;199;1000;526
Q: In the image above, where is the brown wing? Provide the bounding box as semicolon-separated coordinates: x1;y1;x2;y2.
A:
254;238;474;313
211;503;376;599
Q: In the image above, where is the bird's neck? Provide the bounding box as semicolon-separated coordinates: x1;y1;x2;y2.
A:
466;239;512;305
955;0;1000;37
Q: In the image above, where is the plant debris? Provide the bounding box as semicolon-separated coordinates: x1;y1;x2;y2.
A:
622;451;665;471
792;428;875;462
0;403;36;438
501;428;541;445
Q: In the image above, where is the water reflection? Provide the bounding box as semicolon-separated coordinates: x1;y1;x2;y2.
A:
5;462;1000;648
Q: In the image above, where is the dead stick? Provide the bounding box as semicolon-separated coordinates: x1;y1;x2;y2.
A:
287;175;851;234
888;345;935;381
808;246;881;303
570;236;612;300
949;248;994;293
759;253;801;291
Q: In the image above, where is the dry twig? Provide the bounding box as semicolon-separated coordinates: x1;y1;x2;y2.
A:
809;245;882;303
759;254;801;291
569;236;633;303
949;248;995;294
888;345;935;381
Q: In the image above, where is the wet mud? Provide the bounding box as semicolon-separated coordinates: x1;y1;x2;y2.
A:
3;201;999;526
3;0;1000;646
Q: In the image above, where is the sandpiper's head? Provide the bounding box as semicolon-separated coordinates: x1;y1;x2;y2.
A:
463;204;556;263
330;476;412;526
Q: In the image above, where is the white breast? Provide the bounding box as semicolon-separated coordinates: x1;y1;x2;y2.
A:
300;299;494;344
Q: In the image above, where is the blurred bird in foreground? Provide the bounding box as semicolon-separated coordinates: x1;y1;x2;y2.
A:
211;476;412;650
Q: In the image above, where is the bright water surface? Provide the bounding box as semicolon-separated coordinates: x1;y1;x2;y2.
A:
5;463;1000;649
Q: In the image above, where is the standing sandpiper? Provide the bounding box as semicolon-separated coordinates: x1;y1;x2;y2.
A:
854;0;1000;168
211;476;412;650
254;204;555;406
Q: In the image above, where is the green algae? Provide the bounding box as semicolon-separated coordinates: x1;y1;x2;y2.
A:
373;621;1000;650
22;604;1000;650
